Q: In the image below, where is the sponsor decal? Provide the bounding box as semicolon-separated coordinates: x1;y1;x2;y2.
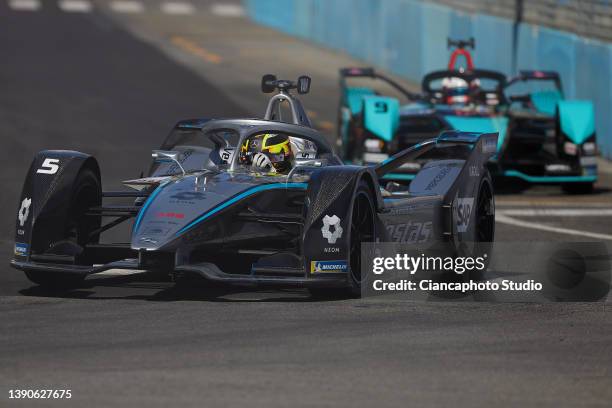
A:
425;167;451;191
37;158;60;175
482;136;497;154
219;147;235;164
455;197;474;233
290;137;318;159
386;221;432;243
157;212;185;219
169;191;207;204
310;260;348;273
321;214;343;244
18;197;32;227
14;242;28;256
469;165;480;177
545;164;571;173
142;227;170;236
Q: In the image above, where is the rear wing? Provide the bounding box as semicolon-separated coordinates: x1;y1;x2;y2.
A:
375;131;498;177
339;67;419;101
506;70;562;92
505;70;565;114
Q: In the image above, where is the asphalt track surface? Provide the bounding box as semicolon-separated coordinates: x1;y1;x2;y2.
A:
1;2;612;407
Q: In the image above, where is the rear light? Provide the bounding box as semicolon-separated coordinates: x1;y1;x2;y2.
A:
583;142;596;155
363;152;389;164
364;138;384;152
563;142;577;156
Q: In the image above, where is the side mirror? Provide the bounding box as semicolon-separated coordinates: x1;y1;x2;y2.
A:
152;150;186;175
261;74;277;93
297;75;311;94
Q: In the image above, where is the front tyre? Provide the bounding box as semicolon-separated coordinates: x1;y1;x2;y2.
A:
347;181;376;296
25;168;101;289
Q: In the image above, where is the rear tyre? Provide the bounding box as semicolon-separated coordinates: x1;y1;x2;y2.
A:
25;168;101;289
470;176;495;281
562;182;594;195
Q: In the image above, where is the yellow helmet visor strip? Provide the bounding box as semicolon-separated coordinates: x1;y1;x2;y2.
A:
261;134;290;155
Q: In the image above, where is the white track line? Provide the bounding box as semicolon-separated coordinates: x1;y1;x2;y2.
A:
58;0;92;12
8;0;40;11
496;213;612;241
161;1;194;14
110;0;143;13
210;3;244;17
498;208;612;217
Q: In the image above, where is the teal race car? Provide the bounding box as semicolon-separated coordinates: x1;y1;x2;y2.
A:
338;42;598;193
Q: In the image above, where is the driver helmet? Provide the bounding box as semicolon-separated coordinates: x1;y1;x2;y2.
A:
442;76;470;104
239;133;293;173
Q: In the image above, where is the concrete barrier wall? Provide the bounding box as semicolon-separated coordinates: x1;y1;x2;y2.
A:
244;0;612;159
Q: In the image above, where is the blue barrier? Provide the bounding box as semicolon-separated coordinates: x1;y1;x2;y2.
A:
245;0;612;158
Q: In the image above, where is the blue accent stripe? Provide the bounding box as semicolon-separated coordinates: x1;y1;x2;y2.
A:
503;170;597;183
176;182;308;236
133;183;167;233
381;173;416;180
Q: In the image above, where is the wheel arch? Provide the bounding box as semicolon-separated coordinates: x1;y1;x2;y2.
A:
15;150;101;258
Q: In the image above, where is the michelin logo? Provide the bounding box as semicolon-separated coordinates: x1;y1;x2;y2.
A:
321;214;343;244
311;260;348;274
14;242;28;256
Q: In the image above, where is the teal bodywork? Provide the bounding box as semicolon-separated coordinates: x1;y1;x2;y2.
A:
381;173;416;181
443;115;509;152
558;100;595;144
503;170;596;183
345;87;376;115
340;85;597;186
362;96;400;142
530;90;563;115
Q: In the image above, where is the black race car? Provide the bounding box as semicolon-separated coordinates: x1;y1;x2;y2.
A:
12;75;497;297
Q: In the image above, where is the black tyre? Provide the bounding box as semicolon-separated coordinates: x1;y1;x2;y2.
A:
471;176;495;280
347;181;376;296
25;168;101;289
562;182;594;195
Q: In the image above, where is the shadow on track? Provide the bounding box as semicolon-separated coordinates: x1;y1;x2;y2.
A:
493;178;611;195
18;272;345;303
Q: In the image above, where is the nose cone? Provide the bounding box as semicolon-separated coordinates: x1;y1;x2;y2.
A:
131;173;257;251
